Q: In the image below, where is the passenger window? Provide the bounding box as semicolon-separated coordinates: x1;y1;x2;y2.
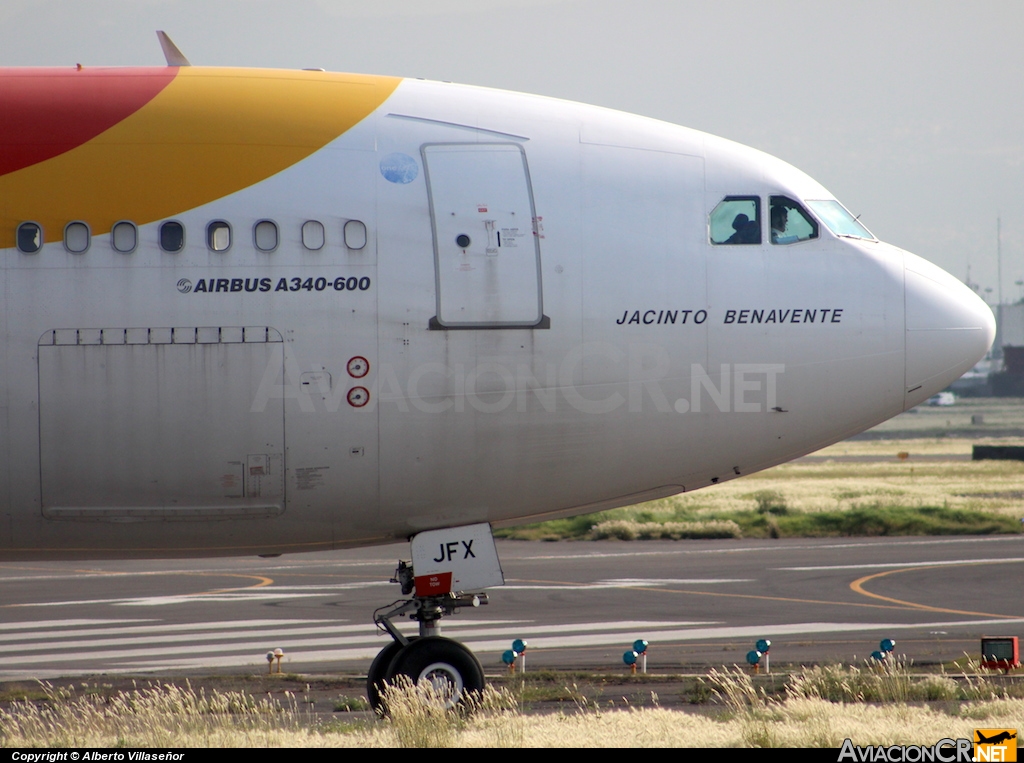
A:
160;221;185;252
302;220;325;250
112;221;137;253
207;221;231;252
769;196;818;245
254;220;278;252
64;222;90;253
17;222;42;254
710;197;760;245
344;219;367;250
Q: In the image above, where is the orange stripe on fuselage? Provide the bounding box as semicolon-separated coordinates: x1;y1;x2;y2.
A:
0;67;401;249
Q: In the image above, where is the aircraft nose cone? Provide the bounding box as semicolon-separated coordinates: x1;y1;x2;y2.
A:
905;253;995;406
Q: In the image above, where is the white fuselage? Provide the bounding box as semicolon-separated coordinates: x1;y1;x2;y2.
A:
0;74;994;559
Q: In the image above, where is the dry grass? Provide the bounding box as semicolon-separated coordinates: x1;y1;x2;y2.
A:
500;412;1024;540
3;675;1023;748
0;681;325;748
697;664;1021;749
514;450;1024;539
650;450;1024;518
668;398;1024;519
785;658;1004;704
590;519;742;540
379;677;525;748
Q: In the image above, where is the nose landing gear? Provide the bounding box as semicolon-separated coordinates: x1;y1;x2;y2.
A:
367;560;488;712
367;523;504;713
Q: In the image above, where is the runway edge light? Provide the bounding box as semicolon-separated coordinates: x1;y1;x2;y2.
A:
502;649;517;673
512;639;527;674
631;638;649;673
871;639;895;663
755;639;771;674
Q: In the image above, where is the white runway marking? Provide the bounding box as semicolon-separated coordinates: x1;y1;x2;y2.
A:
601;578;753;585
0;618;709;675
517;536;1024;562
0;560;398;583
0;618;153;632
2;615;1022;679
5;577;748;608
0;619;328;643
5;581;394;608
778;557;1024;571
502;579;751;590
13;593;339;608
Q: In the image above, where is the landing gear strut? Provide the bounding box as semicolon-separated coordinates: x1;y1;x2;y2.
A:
367;559;487;712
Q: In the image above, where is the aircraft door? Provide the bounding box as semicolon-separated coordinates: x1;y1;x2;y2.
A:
422;143;546;329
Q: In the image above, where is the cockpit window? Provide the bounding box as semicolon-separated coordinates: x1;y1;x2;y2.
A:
769;196;818;245
710;196;761;245
807;200;875;240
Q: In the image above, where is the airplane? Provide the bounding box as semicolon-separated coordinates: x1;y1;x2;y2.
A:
976;731;1016;746
0;34;995;708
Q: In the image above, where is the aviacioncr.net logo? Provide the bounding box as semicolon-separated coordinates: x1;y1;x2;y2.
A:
838;738;973;762
975;729;1017;762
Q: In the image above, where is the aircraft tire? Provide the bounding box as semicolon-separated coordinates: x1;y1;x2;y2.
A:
385;636;485;709
366;638;413;714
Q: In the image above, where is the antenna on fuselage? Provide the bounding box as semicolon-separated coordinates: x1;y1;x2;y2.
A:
156;31;191;67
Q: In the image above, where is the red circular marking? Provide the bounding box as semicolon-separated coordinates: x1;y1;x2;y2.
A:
347;356;370;378
347;387;369;407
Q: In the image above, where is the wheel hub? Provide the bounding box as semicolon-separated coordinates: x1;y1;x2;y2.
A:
418;661;464;704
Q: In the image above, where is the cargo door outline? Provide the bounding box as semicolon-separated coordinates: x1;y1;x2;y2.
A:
423;142;549;329
37;326;285;520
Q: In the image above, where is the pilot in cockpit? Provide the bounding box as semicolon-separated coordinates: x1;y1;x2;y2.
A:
725;213;759;244
771;203;796;244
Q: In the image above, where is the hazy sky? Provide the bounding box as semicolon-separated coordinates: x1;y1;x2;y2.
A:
3;0;1021;302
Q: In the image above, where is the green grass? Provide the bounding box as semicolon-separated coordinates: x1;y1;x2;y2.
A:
762;504;1018;536
0;685;54;702
496;503;1021;541
333;695;370;712
497;400;1024;543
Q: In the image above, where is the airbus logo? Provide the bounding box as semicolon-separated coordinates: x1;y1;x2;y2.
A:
176;278;193;294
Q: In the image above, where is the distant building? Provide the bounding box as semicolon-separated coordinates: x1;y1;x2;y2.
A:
988;303;1024;396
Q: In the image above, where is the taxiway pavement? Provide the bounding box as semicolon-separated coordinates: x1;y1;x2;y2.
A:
0;536;1021;678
